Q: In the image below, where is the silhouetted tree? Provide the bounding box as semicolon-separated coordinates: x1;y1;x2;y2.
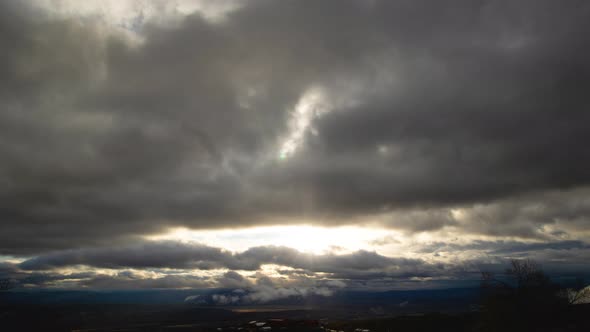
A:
478;259;568;331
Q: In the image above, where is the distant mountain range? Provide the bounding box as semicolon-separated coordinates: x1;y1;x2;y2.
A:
0;288;481;313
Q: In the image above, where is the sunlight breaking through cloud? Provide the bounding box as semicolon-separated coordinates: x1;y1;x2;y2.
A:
147;225;387;255
279;87;331;160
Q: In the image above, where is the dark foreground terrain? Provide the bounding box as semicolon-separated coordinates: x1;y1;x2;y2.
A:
0;303;482;332
1;302;589;332
1;287;589;331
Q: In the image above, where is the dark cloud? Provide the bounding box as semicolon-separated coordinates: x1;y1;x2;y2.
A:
0;262;20;279
8;239;590;289
80;272;213;289
359;187;590;238
19;241;429;279
19;241;231;270
417;240;590;256
0;0;589;263
216;270;253;289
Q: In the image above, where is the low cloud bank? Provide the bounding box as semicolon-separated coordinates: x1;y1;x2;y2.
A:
185;275;347;305
19;241;427;277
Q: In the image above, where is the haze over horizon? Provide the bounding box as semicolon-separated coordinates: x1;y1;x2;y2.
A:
1;0;590;302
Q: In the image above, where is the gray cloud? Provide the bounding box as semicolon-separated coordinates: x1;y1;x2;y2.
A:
80;272;213;289
19;241;428;279
186;274;347;305
360;187;590;238
18;241;230;270
1;0;590;260
216;270;253;289
7;239;590;290
417;240;590;257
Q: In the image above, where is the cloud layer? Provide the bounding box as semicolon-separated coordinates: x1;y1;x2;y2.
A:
1;0;590;289
18;241;428;278
2;239;589;291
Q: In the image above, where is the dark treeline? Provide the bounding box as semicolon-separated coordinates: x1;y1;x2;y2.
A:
476;259;589;331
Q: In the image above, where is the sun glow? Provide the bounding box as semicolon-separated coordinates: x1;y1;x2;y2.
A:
147;225;386;254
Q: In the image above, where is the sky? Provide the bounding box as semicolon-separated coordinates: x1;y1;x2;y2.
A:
1;0;590;302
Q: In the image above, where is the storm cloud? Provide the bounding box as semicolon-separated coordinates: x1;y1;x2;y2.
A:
1;0;590;289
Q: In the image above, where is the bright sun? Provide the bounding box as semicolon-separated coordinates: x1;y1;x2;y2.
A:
147;225;385;255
